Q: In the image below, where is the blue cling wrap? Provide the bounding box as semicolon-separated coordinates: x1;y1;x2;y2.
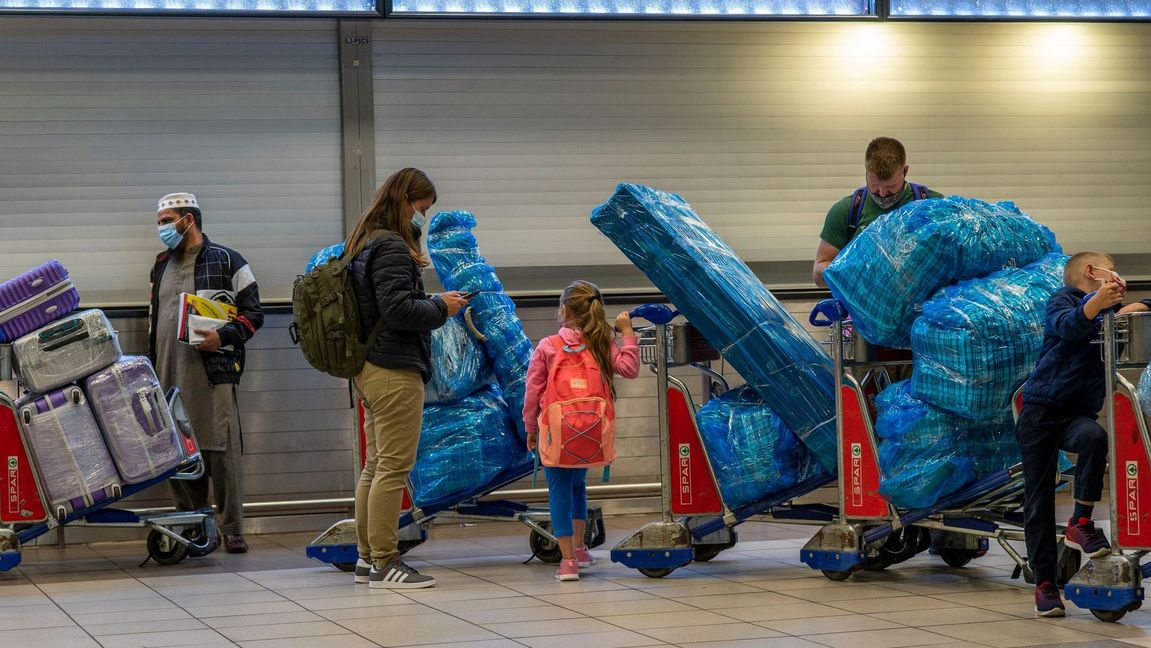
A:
911;253;1068;420
426;211;533;444
425;314;493;405
1139;364;1151;419
306;242;345;273
695;386;826;509
876;381;1020;510
410;384;530;508
591;184;837;472
824;197;1061;348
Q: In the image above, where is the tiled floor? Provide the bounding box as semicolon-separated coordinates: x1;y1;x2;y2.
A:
2;515;1149;648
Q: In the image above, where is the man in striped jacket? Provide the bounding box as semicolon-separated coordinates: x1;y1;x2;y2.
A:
149;192;263;554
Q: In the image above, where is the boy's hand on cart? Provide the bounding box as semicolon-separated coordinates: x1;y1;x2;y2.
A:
1087;282;1125;315
1119;302;1151;315
526;430;538;450
615;311;634;335
194;329;222;352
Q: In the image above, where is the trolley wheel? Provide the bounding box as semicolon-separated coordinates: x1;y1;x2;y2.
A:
821;570;853;582
398;537;426;556
529;522;563;564
146;530;189;566
181;527;218;558
693;545;727;563
639;567;674;579
1091;608;1128;623
1057;546;1081;587
938;548;976;569
333;562;357;573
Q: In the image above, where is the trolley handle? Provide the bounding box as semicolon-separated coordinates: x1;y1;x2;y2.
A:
809;299;848;328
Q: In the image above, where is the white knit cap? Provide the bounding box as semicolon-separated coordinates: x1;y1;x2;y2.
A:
157;192;199;213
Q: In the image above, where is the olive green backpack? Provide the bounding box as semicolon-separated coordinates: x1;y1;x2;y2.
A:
290;243;384;379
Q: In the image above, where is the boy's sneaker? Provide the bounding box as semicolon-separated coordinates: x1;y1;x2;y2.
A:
574;545;596;568
369;559;436;589
1035;581;1066;617
354;558;372;584
555;558;580;582
1065;517;1112;558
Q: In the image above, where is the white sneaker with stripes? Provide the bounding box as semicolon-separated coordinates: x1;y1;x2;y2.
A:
368;559;436;589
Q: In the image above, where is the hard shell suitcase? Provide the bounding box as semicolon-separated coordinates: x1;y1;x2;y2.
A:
14;309;122;394
0;390;48;524
0;261;80;343
84;357;183;484
16;386;121;520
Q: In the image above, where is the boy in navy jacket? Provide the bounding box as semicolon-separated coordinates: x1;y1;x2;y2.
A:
1018;251;1151;617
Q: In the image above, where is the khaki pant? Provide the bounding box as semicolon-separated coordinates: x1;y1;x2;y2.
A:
354;363;424;566
170;385;244;535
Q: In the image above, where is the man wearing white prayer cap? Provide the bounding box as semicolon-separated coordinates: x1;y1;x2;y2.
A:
149;192;263;554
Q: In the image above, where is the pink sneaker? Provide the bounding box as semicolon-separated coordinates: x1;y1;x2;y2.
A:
555;558;580;581
574;545;596;568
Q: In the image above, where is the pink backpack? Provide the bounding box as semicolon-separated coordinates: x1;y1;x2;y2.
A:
536;335;616;469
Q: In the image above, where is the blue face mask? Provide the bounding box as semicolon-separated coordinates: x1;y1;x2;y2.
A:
158;217;186;249
411;210;426;231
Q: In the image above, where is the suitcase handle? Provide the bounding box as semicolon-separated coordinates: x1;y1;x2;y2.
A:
138;388;168;437
38;319;89;351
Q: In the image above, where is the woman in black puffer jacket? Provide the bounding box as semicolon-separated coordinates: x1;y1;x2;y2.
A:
344;168;467;589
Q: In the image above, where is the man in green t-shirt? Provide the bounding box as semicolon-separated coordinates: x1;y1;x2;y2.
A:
813;137;943;287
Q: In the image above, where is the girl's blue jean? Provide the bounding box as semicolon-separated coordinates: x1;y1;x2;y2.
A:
544;466;588;537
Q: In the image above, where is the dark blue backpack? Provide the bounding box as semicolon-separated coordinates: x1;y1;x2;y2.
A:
847;182;930;237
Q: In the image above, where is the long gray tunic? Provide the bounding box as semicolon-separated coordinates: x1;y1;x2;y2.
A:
154;247;225;452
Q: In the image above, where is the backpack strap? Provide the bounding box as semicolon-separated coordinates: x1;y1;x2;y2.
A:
847;187;868;237
349;238;389;353
909;182;930;200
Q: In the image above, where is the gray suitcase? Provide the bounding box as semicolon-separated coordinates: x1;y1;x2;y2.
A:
84;357;183;484
14;309;122;393
16;386;122;520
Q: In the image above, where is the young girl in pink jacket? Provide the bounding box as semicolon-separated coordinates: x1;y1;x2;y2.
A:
523;280;640;581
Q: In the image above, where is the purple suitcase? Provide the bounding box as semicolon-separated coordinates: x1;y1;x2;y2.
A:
0;260;80;343
83;357;183;484
16;386;121;520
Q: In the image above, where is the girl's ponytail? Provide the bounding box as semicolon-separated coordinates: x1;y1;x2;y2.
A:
560;281;617;400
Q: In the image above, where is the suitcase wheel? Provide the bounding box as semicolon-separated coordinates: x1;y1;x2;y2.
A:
69;389;81;405
21;409;31;425
55;506;67;521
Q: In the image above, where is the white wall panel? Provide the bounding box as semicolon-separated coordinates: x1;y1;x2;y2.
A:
0;17;344;306
373;21;1151;282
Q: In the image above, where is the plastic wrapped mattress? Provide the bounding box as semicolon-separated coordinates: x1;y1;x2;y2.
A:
911;253;1068;420
1139;366;1151;418
591;183;836;471
824;197;1060;348
410;384;530;507
425;314;492;404
305;242;344;273
875;381;1020;509
426;211;533;444
695;386;825;509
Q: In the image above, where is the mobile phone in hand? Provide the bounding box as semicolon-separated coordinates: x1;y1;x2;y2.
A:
461;290;479;299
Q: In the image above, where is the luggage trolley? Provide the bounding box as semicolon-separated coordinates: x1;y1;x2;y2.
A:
0;366;219;574
610;304;837;578
307;403;606;571
800;299;1078;583
1062;310;1151;622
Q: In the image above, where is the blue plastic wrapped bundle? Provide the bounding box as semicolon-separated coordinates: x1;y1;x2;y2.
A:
875;381;1020;509
426;211;533;443
306;242;344;273
824;197;1061;348
591;183;836;472
695;386;825;509
426;314;492;404
1139;365;1151;419
911;253;1068;420
410;384;529;507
